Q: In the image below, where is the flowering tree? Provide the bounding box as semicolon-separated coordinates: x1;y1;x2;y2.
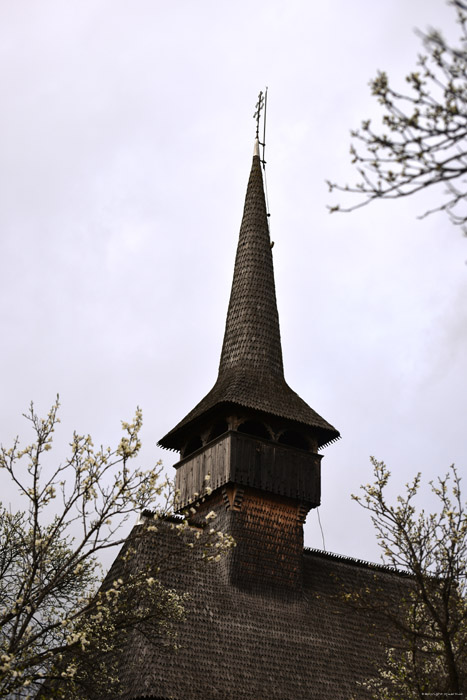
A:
352;458;467;698
0;399;232;699
328;1;467;233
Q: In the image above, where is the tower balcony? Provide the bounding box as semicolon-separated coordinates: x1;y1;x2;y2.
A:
174;430;321;510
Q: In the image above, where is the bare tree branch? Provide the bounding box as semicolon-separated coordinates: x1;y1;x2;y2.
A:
328;1;467;235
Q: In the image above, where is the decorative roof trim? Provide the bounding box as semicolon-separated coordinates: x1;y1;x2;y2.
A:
304;547;413;577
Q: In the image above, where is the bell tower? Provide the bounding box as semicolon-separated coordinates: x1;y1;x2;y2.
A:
159;123;339;592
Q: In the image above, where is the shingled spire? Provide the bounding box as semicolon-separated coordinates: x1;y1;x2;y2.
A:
159;141;339;453
219;138;283;379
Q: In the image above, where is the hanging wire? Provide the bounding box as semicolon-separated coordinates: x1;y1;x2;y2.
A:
317;508;327;551
263;165;272;236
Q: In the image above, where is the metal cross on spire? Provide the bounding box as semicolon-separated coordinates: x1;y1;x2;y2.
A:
252;88;270;222
253;90;265;139
253;87;268;172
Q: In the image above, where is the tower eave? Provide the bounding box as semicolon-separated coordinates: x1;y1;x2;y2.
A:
158;394;340;453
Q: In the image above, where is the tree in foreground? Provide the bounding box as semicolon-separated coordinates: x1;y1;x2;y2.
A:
0;399;232;699
352;458;466;698
328;1;467;233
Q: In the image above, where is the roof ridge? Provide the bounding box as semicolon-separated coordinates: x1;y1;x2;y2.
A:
303;546;413;576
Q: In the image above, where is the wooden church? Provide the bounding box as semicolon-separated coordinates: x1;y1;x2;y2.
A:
105;120;411;699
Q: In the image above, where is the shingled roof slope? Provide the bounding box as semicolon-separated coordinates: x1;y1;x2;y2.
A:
159;147;339;450
109;520;411;700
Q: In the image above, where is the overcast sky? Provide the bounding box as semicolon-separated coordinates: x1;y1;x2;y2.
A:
1;0;466;566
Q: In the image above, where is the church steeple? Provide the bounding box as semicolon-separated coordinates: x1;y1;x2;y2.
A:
159;141;339;454
158;120;339;591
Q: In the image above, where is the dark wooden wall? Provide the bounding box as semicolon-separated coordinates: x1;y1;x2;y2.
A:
175;431;321;509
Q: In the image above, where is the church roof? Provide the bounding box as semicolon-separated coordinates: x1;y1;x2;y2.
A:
109;519;412;700
159;144;339;451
